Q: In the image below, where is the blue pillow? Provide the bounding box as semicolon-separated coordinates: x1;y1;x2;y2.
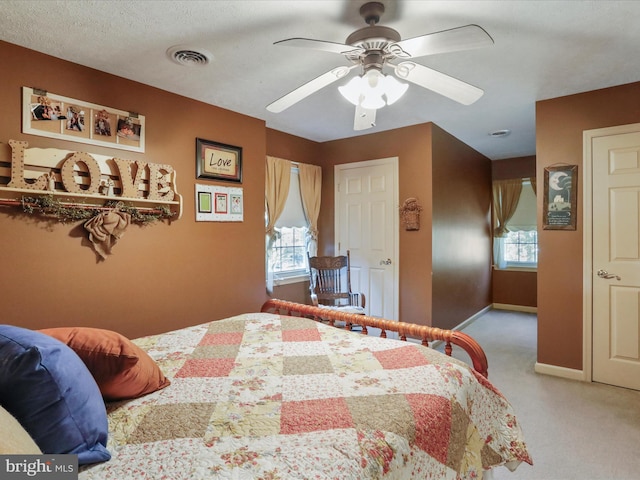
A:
0;325;110;465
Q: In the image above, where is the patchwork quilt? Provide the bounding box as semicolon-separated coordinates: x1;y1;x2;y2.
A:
80;313;531;479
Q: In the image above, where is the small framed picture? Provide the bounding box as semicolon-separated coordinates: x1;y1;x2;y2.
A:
215;193;228;214
197;191;212;213
543;165;578;230
196;138;242;183
230;194;243;214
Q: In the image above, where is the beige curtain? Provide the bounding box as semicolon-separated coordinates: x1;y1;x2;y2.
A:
529;176;537;195
298;163;321;257
265;156;291;293
492;179;522;237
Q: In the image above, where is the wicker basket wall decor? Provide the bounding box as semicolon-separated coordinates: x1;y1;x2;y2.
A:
400;197;422;231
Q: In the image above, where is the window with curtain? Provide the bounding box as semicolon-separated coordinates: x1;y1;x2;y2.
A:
266;156;321;292
494;179;538;269
271;166;308;282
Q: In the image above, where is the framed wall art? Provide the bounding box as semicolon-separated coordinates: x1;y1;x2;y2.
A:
196;138;242;183
197;191;213;214
195;184;243;222
543;165;578;230
22;87;145;153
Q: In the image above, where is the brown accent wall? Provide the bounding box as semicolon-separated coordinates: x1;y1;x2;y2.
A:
3;41;463;339
493;270;537;307
318;124;434;325
431;125;492;330
491;155;537;308
536;81;640;370
0;41;268;338
316;123;492;328
492;155;536;181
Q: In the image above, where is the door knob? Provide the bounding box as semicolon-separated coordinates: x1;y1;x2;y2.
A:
380;258;392;265
597;269;621;280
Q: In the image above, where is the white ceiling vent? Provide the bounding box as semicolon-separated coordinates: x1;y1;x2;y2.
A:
167;45;213;66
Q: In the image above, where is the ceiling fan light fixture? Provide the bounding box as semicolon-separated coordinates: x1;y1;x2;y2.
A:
339;70;408;109
361;92;385;110
338;76;364;106
382;75;408;105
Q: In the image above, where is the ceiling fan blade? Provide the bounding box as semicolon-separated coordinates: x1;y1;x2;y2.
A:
354;104;376;131
392;61;484;105
274;38;364;56
266;65;356;113
389;25;493;59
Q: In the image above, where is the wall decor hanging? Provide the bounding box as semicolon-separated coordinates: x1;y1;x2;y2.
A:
195;138;242;183
0;140;182;259
543;164;577;230
22;87;145;153
399;197;423;231
195;184;243;222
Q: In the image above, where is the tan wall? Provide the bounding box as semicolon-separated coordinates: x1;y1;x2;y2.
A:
0;41;268;338
536;81;640;369
491;155;537;308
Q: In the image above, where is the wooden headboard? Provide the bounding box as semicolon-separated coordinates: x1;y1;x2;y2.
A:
260;299;489;378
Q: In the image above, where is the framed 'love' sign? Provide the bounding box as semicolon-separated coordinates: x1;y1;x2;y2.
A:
196;138;242;183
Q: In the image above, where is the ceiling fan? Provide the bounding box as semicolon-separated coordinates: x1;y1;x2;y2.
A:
266;1;494;131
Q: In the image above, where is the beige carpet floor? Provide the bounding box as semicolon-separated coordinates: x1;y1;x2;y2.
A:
446;309;640;480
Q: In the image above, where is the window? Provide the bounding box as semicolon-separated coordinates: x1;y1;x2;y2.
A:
271;167;309;282
271;226;308;275
502;230;538;266
494;180;538;269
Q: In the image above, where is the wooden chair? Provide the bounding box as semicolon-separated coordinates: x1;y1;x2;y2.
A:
307;250;366;317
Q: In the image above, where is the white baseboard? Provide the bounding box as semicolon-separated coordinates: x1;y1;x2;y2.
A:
427;305;492;348
492;303;537;313
534;362;586;381
453;305;493;331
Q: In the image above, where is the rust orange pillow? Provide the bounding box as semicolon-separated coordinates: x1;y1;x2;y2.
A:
39;327;170;401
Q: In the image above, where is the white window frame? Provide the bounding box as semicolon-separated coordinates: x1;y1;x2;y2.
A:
272;226;309;285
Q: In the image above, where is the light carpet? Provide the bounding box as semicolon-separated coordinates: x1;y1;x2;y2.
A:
446;309;640;480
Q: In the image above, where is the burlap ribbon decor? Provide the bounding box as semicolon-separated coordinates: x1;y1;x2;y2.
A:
84;207;131;259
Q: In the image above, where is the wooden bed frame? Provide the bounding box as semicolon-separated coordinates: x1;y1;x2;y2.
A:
260;299;489;378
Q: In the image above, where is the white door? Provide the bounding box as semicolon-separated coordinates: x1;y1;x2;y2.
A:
589;125;640;390
335;158;398;320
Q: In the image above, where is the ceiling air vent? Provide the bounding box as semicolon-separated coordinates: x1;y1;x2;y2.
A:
167;45;213;67
489;129;511;138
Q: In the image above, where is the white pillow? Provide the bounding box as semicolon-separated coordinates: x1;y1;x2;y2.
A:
0;404;41;454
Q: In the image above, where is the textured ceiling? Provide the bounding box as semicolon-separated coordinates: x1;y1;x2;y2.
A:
1;0;639;160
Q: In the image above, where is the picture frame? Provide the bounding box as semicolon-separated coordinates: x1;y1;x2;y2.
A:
22;87;145;153
196;138;242;183
543;165;578;230
197;191;212;214
195;184;243;222
214;193;228;214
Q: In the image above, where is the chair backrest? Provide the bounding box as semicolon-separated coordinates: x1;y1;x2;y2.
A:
307;251;353;307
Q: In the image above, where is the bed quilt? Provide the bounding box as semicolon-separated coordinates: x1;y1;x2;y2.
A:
80;312;531;479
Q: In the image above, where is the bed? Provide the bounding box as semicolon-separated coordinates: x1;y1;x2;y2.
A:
0;300;531;479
